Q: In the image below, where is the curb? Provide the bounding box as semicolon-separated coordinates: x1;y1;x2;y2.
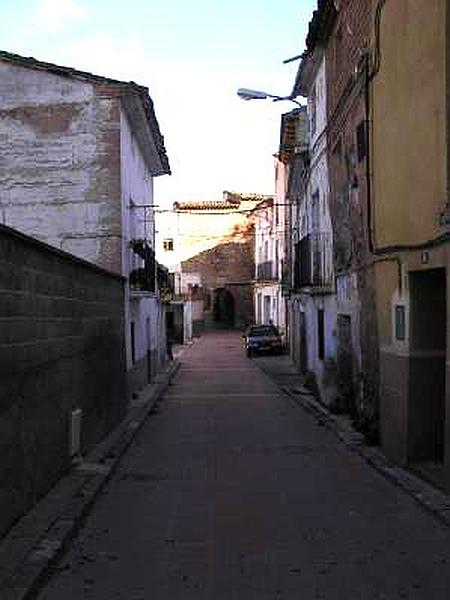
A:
255;360;450;530
0;360;180;600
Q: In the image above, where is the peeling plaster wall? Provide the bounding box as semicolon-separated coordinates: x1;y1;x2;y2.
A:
0;60;169;399
0;61;122;273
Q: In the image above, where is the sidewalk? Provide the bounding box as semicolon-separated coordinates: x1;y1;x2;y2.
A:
253;352;450;528
0;359;180;600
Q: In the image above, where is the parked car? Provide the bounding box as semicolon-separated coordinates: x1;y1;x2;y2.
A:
243;324;283;357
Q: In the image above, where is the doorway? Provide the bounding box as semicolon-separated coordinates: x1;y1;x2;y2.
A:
337;314;356;417
146;317;152;383
263;295;271;324
409;268;446;466
213;288;235;328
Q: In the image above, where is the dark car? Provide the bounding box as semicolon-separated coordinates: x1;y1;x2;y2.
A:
243;324;283;357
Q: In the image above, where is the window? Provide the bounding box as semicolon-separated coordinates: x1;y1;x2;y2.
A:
356;120;367;162
163;238;174;251
130;321;136;364
317;309;325;360
395;305;406;341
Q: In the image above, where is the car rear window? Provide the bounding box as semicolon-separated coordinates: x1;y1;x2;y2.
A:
248;326;278;336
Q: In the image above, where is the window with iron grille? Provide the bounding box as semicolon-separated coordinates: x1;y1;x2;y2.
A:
317;309;325;360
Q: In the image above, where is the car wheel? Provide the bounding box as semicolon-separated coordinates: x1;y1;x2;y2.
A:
246;348;252;358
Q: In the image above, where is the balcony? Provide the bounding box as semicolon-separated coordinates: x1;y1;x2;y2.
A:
255;261;278;282
157;263;174;300
129;239;156;294
129;265;155;293
293;233;333;291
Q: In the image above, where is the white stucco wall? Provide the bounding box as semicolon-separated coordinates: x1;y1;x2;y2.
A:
119;106;167;375
120;106;154;277
289;53;338;404
254;284;284;331
299;56;332;243
308;55;337;397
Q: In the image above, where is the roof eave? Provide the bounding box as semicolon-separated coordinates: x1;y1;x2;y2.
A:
120;91;171;177
291;0;337;98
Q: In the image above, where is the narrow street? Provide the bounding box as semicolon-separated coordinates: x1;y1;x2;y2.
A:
38;331;450;600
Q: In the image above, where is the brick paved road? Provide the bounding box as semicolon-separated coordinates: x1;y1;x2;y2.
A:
38;331;450;599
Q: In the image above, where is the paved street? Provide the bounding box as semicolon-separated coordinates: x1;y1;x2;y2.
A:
38;331;450;599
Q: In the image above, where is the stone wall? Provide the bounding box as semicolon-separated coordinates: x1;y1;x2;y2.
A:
182;238;255;328
0;224;126;536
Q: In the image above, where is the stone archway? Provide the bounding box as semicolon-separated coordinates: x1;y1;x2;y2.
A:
213;288;235;328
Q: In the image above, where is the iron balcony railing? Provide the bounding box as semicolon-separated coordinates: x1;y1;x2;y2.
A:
129;240;156;293
157;263;174;296
293;232;333;290
255;261;278;281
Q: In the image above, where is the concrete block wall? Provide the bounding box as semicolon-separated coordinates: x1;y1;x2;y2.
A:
0;224;126;536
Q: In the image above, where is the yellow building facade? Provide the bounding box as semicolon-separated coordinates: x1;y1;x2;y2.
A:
371;0;450;488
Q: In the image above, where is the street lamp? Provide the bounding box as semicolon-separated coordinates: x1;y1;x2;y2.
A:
237;87;302;107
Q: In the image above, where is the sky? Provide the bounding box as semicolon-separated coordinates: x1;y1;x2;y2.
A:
0;0;317;208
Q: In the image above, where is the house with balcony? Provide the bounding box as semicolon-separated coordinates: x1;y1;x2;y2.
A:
289;10;338;407
253;195;285;334
0;50;171;398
